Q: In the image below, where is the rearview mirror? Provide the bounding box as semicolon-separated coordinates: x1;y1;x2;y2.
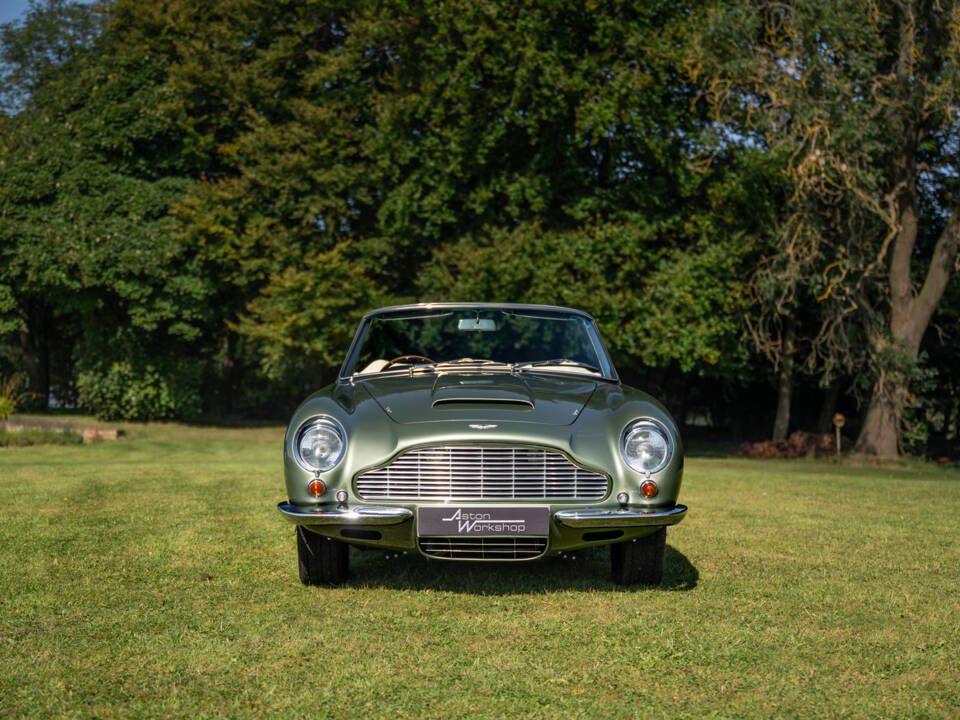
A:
457;318;497;332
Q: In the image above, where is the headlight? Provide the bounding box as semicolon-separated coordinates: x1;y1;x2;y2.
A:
295;417;345;472
620;419;672;474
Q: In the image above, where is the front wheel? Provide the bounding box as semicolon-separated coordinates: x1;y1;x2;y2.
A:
611;527;666;586
297;526;349;586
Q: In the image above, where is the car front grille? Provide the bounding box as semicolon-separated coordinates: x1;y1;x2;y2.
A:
418;536;548;560
355;445;609;501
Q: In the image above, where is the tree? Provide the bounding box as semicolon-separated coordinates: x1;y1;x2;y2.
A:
694;0;960;456
135;0;387;383
162;0;778;387
419;145;779;383
0;0;103;113
0;0;212;414
419;221;761;378
137;0;736;386
123;0;783;413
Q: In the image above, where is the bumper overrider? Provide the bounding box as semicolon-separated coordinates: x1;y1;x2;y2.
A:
277;501;686;557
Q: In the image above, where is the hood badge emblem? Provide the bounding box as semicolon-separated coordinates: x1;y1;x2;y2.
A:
468;424;498;430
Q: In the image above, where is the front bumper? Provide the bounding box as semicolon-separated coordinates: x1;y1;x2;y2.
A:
278;500;686;555
278;501;685;528
277;503;687;528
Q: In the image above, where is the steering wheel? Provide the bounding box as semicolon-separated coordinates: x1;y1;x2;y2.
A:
382;354;435;370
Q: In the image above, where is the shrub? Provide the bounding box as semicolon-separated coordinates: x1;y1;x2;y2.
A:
77;360;202;421
0;430;83;447
0;373;30;420
901;407;930;457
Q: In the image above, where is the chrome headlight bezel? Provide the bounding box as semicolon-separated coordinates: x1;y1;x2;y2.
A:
294;416;346;473
620;418;673;475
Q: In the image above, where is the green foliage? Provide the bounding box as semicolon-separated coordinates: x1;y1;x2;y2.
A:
921;279;960;446
901;407;930;457
420;222;758;375
0;52;206;334
233;244;385;378
77;358;202;421
0;284;17;336
131;0;760;392
352;0;710;270
419;144;779;378
692;0;960;452
0;373;30;419
1;1;215;418
0;0;103;112
900;355;939;456
0;0;956;445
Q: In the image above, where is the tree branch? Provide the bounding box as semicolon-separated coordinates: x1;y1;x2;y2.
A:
911;205;960;348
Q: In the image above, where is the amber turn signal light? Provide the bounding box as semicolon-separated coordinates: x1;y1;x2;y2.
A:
639;480;658;498
308;479;326;497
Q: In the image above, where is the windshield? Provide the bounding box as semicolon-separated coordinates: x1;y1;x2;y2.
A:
342;307;615;378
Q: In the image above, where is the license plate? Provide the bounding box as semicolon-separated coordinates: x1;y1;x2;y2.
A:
418;506;550;536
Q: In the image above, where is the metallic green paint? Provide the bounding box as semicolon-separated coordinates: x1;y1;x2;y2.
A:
359;372;597;425
279;303;686;560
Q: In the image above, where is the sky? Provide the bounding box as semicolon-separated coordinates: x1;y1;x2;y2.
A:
0;0;38;26
0;0;97;27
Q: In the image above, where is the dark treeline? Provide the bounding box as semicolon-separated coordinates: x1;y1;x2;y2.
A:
1;0;958;458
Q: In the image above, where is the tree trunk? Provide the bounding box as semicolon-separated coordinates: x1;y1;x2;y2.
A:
677;374;690;437
816;381;841;434
730;400;745;444
772;315;795;441
855;177;959;456
856;383;904;457
19;300;51;410
217;331;244;417
853;9;960;456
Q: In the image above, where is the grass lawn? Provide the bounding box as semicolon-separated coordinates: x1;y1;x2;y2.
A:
1;422;958;719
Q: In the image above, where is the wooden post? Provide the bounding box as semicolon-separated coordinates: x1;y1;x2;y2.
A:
833;413;846;457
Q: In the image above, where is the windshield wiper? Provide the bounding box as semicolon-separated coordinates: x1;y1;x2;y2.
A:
514;358;602;374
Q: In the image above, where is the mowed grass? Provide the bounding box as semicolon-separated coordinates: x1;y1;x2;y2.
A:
1;423;958;719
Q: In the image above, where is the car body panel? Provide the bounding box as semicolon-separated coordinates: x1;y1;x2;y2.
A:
358;372;597;425
280;303;685;562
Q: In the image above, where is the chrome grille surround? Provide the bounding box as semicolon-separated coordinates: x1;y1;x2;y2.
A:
418;536;548;560
355;444;610;502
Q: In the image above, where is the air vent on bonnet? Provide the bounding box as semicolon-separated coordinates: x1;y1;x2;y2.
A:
432;398;533;409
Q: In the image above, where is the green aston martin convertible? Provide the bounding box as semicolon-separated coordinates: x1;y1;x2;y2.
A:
278;303;686;586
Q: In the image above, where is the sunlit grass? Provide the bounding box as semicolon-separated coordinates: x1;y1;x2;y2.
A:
1;424;958;718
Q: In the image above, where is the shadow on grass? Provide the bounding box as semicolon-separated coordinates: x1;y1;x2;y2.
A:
347;543;698;595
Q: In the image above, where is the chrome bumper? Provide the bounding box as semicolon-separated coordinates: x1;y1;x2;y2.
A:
554;504;687;528
279;502;685;529
277;502;412;526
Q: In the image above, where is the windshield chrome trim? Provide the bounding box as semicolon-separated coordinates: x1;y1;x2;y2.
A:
349;365;620;383
359;302;597;322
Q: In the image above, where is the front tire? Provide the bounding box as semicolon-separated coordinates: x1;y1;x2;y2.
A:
297;526;349;586
611;527;666;586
